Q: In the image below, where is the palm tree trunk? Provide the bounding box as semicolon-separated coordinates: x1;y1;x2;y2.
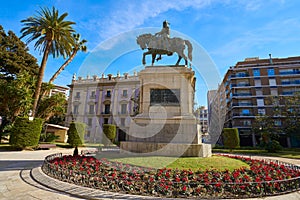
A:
48;50;77;84
32;41;52;117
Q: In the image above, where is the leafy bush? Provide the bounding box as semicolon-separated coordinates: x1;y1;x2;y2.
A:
223;128;240;152
102;124;116;145
265;140;282;153
40;133;60;143
9;117;43;149
260;132;282;153
67;122;86;147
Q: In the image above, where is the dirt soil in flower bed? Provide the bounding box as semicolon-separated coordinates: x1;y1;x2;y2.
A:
43;155;300;199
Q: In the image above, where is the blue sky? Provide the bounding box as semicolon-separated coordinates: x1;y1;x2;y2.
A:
2;0;300;107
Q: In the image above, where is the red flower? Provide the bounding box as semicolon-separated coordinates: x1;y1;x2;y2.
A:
182;185;187;191
239;185;246;190
182;177;188;182
215;182;222;187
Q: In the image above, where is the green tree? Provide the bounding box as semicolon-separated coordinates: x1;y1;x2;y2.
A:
0;25;39;80
20;7;76;117
0;70;36;122
102;124;116;145
222;128;240;152
36;92;67;122
0;26;39;141
67;122;86;147
49;33;87;84
281;93;300;141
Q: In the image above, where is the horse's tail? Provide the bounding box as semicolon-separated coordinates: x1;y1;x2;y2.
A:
185;40;193;61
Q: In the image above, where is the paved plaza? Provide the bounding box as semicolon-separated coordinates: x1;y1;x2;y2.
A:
0;148;299;200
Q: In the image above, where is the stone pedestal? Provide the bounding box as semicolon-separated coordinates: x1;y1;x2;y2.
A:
120;65;211;157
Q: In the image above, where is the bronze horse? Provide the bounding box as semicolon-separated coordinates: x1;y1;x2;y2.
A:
136;33;193;66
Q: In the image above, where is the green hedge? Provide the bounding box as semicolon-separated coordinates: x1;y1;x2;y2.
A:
67;122;86;147
9;117;43;149
103;124;116;145
223;128;240;152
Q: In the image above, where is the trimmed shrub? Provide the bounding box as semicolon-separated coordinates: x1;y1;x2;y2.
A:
9;117;43;149
223;128;240;152
67;122;86;147
103;124;116;145
40;133;60;143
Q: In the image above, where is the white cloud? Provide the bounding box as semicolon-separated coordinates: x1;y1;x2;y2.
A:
97;0;213;39
210;17;300;57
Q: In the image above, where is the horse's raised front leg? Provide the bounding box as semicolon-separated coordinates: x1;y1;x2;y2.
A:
156;54;162;61
143;51;153;65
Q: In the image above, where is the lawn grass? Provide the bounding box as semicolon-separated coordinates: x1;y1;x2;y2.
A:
212;148;300;159
110;155;250;171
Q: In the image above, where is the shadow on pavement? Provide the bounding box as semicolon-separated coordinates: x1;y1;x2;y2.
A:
0;160;43;171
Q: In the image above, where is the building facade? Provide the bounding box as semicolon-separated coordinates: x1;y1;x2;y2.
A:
218;55;300;147
49;85;69;97
65;72;139;143
194;106;209;134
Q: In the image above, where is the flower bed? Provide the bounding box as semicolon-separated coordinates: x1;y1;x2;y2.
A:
42;154;300;199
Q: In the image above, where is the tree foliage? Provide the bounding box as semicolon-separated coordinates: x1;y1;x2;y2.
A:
9;117;43;149
36;92;67;122
49;33;87;84
0;26;38;121
252;94;300;148
103;124;116;145
0;25;39;80
20;6;76;117
0;70;36;122
67;122;86;147
280;93;300;140
222;128;240;152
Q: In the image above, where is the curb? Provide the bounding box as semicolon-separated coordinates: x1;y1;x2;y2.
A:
30;167;171;200
30;164;300;200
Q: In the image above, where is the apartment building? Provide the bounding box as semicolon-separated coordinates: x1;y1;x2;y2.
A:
49;85;69;97
219;55;300;147
194;106;208;134
65;72;140;143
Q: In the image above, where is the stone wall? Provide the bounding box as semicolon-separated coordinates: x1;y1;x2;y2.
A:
120;142;212;157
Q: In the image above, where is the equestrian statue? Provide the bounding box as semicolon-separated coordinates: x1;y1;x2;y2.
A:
137;20;193;66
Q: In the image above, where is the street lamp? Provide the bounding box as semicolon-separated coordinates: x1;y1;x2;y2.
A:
259;126;263;144
28;110;34;121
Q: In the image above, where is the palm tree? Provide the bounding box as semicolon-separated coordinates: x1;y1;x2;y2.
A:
49;33;87;84
20;7;76;117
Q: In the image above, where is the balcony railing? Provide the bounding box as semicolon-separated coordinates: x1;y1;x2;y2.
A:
282;91;295;95
233;93;252;97
232;103;253;106
101;111;111;115
279;71;300;75
231;83;250;88
232;113;253;117
230;73;249;78
281;80;300;85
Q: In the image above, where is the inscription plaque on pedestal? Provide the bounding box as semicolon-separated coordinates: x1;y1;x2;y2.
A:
150;89;180;106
